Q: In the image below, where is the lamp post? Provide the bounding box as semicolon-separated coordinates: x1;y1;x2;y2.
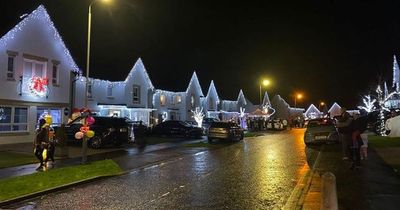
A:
294;93;303;108
259;79;270;106
319;101;325;111
82;0;111;163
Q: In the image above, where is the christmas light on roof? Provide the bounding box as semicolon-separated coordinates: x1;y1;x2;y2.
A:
186;71;204;97
0;5;80;73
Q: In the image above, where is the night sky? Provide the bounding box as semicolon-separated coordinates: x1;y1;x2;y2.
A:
2;0;400;108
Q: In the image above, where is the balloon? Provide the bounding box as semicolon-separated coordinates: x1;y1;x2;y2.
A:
44;115;52;125
86;130;95;138
86;116;95;125
75;132;84;139
80;126;90;133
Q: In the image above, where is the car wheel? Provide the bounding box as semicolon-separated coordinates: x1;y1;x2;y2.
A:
208;137;213;143
184;131;191;139
90;136;102;149
240;134;244;140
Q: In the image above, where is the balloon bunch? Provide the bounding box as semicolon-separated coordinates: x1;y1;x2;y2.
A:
73;109;96;140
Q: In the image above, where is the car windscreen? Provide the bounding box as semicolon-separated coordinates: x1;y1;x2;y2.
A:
307;119;334;127
94;117;127;126
210;122;232;128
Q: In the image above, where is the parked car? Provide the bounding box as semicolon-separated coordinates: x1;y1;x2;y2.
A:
60;116;130;148
208;121;244;142
202;117;220;132
267;119;285;131
304;118;339;146
151;120;203;138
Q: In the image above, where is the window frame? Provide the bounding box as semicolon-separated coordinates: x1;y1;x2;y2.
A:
160;94;166;106
132;85;141;104
51;60;60;86
107;83;113;98
0;106;29;133
23;58;47;79
6;50;18;81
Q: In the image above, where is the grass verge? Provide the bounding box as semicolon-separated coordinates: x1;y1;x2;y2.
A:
0;159;122;202
0;152;37;169
368;135;400;148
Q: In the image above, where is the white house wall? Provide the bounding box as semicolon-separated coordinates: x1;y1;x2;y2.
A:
0;9;74;104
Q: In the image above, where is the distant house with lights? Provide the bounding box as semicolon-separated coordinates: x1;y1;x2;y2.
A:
201;80;220;119
385;55;400;109
304;104;321;119
0;5;79;144
74;58;156;126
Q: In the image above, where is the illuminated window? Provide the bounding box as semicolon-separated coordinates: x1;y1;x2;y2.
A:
132;85;140;104
190;95;195;107
23;59;46;79
0;106;28;132
175;95;182;104
160;94;166;106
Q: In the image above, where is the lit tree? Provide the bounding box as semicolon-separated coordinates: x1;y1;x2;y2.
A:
357;95;376;113
375;85;400;136
239;107;247;129
191;107;205;128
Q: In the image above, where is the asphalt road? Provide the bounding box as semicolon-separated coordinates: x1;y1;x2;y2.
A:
23;129;310;210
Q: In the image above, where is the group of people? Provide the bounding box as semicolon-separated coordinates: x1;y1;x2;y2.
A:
33;118;56;171
337;108;370;170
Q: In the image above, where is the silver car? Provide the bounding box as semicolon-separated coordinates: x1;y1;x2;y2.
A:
304;118;339;145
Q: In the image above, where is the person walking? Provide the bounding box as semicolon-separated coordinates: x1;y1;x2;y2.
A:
33;119;49;170
337;108;353;160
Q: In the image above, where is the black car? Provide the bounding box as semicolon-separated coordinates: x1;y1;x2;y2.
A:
207;121;244;142
62;116;130;148
151;120;203;138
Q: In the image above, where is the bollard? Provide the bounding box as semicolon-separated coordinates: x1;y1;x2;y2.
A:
321;172;338;210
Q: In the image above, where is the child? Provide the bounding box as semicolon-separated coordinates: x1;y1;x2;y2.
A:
360;130;372;160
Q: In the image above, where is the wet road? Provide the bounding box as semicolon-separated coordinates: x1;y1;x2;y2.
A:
26;129;310;209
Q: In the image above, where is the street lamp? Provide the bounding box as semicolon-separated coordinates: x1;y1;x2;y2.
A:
83;0;111;163
294;93;303;108
319;101;325;110
259;79;270;106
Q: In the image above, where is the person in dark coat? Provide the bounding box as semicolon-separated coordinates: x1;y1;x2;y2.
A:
337;108;353;160
33;118;48;170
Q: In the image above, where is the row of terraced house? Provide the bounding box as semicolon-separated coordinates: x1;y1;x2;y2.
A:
0;5;259;144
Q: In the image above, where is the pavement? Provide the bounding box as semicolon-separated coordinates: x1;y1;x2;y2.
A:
0;138;206;180
301;143;400;210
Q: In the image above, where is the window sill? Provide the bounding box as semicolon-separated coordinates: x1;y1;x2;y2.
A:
52;84;60;87
0;131;30;136
107;96;114;99
6;78;16;81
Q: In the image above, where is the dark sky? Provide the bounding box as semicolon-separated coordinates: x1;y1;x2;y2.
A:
2;0;400;108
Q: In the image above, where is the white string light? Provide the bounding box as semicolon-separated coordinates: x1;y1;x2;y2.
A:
0;5;80;73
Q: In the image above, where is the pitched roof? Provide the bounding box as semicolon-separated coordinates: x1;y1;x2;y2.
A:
124;58;154;90
186;71;204;96
237;89;247;105
305;104;321;116
0;5;79;72
262;91;271;106
328;102;341;113
206;80;219;102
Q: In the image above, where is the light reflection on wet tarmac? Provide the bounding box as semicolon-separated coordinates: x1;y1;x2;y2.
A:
24;129;310;210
